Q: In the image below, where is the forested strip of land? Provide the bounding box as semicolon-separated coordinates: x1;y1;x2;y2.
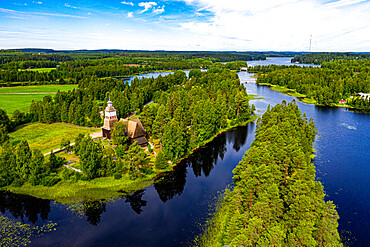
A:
253;60;370;111
291;52;370;65
196;101;342;247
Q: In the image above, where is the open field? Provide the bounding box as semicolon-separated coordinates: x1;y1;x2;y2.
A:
0;85;77;113
19;68;57;73
0;85;77;94
9;122;97;153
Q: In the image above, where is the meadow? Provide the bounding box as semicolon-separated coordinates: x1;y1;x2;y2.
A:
9;122;97;153
0;85;77;113
19;68;57;73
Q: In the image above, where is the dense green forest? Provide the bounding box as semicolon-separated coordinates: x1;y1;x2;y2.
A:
0;50;262;85
292;52;370;65
254;60;370;111
197;101;342;246
0;68;254;188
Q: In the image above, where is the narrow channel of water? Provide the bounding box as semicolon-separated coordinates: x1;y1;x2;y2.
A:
1;58;369;246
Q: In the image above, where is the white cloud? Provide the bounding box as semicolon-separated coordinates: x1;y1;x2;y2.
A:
177;0;370;51
138;2;157;13
64;3;78;9
127;11;133;18
325;0;367;8
32;1;42;4
121;1;134;6
153;5;165;14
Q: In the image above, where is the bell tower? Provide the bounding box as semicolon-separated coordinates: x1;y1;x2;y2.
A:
102;98;118;139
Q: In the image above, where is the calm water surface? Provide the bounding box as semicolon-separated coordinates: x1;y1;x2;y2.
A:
1;58;368;246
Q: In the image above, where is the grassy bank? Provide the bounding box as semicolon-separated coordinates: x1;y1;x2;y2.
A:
9;122;96;153
0;85;77;113
257;82;321;106
5;175;158;204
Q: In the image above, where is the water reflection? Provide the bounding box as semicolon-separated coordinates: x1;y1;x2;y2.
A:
83;201;106;226
125;189;147;214
154;163;187;203
187;133;227;177
0;190;51;224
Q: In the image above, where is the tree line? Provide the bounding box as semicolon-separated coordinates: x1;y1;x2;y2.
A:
292;52;370;65
0;51;260;85
197;101;342;246
254;60;370;110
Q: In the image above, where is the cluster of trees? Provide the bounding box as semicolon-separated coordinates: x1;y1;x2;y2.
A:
0;108;34;145
198;101;342;246
346;96;370;112
254;60;370;109
292;52;370;65
29;70;188;126
0;140;63;188
140;68;254;163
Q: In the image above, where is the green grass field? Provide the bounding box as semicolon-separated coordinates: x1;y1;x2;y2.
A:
0;85;77;114
301;98;317;104
270;85;291;92
19;68;56;73
9;122;97;153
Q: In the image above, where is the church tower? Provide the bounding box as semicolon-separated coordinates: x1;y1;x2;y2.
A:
102;98;118;139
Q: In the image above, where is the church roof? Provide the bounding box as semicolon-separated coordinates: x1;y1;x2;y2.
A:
133;136;149;146
121;118;146;139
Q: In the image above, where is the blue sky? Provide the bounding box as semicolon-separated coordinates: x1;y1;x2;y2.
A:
1;0;370;51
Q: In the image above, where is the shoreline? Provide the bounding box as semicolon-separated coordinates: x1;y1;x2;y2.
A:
257;82;358;110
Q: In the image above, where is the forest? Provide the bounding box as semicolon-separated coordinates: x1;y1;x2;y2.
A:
197;101;342;246
291;52;370;65
0;68;254;189
253;59;370;111
0;50;261;85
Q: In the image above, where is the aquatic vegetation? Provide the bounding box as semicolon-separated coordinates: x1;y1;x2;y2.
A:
0;215;57;246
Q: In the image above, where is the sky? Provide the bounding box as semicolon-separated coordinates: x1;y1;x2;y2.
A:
1;0;370;51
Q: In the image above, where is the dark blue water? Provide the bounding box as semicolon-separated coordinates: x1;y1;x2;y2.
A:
1;58;369;246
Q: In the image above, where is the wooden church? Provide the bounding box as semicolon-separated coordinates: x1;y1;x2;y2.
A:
102;99;148;147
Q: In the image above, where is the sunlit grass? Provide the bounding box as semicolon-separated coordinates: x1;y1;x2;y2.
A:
0;85;77;114
9;122;97;153
18;68;57;73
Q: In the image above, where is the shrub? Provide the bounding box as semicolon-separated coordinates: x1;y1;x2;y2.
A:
113;173;122;179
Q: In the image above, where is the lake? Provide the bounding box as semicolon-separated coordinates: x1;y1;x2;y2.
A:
1;57;368;246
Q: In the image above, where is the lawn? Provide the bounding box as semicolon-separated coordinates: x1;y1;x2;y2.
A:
0;85;77;114
9;122;97;154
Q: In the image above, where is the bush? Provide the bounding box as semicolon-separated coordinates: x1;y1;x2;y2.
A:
12;178;25;187
0;175;13;187
113;173;122;179
155;151;169;170
40;176;60;187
